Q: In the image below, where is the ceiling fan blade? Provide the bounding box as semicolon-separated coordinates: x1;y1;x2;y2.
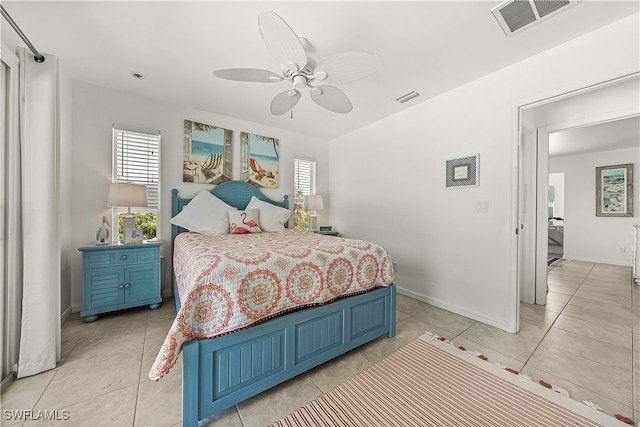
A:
258;12;307;73
271;89;302;115
315;52;383;84
213;68;283;82
310;85;353;114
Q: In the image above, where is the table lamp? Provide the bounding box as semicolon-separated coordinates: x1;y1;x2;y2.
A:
303;194;323;232
107;182;148;231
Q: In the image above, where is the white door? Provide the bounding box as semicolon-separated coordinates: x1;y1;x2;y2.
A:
518;117;538;305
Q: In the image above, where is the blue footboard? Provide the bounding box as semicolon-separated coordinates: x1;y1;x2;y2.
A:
181;284;396;427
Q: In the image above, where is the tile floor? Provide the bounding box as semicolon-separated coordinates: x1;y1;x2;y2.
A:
1;259;634;426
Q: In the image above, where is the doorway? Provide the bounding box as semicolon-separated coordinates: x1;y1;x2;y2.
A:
517;74;640;308
547;172;564;261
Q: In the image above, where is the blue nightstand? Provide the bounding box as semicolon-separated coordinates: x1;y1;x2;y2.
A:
314;230;339;237
78;240;162;322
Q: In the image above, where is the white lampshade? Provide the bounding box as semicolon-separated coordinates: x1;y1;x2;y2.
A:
303;194;324;212
107;182;148;213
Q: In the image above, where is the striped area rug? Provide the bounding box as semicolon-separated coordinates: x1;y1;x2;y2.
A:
271;334;625;427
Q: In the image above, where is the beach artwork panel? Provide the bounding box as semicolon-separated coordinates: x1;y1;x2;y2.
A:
240;132;279;189
596;163;633;217
183;120;232;184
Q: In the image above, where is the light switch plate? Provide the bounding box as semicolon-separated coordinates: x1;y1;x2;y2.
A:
474;200;489;212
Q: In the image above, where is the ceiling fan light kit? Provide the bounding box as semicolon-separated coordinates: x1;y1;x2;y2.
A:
213;11;383;115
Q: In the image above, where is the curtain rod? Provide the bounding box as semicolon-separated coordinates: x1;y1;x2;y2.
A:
1;5;45;63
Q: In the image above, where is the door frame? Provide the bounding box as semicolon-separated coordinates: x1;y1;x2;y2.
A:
509;72;639;333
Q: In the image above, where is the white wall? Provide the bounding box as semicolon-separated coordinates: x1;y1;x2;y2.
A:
70;82;329;311
328;14;639;329
550;147;638;266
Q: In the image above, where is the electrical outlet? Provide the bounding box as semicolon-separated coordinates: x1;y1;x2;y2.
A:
619;247;626;253
392;262;398;272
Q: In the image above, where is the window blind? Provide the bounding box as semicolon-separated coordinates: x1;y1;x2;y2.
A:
113;128;160;209
294;158;315;198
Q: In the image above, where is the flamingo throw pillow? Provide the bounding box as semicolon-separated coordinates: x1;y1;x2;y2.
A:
228;209;262;234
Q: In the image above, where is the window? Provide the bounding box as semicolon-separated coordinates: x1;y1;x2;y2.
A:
112;126;161;240
293;157;315;231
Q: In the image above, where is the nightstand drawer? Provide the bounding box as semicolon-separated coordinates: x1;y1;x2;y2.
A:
85;247;159;268
112;249;139;265
136;247;159;263
85;251;112;268
111;247;158;265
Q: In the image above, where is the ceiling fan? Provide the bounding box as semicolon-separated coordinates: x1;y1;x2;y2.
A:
213;12;383;115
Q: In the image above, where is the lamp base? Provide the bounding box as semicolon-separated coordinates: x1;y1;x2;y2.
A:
122;214;136;231
309;214;319;232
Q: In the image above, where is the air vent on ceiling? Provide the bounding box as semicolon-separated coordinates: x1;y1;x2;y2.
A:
396;90;421;104
491;0;579;37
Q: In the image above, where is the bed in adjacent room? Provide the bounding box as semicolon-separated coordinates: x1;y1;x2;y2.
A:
150;180;396;427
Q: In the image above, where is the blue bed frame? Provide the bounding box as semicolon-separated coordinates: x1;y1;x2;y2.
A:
171;181;396;427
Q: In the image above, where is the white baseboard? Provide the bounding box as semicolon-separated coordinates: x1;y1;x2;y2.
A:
562;255;632;267
395;286;508;332
61;306;73;324
71;304;82;314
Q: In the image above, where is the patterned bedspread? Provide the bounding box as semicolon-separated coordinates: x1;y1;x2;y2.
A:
149;230;394;380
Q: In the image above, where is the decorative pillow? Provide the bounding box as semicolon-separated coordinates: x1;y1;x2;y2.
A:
169;190;237;235
228;209;262;234
245;196;291;232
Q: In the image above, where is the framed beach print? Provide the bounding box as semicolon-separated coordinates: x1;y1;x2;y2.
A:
183;120;232;184
240;132;280;189
446;154;479;188
596;163;633;217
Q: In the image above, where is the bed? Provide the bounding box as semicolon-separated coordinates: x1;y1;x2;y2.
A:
151;181;396;427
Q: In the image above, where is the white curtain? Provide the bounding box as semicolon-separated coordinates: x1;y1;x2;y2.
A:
16;48;61;378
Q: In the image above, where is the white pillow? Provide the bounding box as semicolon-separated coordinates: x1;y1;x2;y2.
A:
245;196;291;232
170;190;237;235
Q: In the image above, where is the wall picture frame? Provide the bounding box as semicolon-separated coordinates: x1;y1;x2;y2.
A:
183;120;232;184
595;163;633;217
240;132;280;189
446;154;479;188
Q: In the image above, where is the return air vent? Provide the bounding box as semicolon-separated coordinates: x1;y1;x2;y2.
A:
395;90;421;104
491;0;579;37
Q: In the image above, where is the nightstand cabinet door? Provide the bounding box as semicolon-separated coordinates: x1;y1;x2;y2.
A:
84;269;125;309
125;264;160;305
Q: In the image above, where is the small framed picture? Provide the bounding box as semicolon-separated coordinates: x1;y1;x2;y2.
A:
446;154;479;188
453;164;471;181
123;228;143;244
595;163;633;217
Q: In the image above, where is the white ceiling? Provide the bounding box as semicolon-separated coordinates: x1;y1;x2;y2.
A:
2;1;638;140
549;115;640;158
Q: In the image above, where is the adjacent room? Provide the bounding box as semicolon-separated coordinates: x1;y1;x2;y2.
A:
1;1;639;426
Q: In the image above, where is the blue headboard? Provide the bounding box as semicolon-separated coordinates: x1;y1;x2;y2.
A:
170;180;289;244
